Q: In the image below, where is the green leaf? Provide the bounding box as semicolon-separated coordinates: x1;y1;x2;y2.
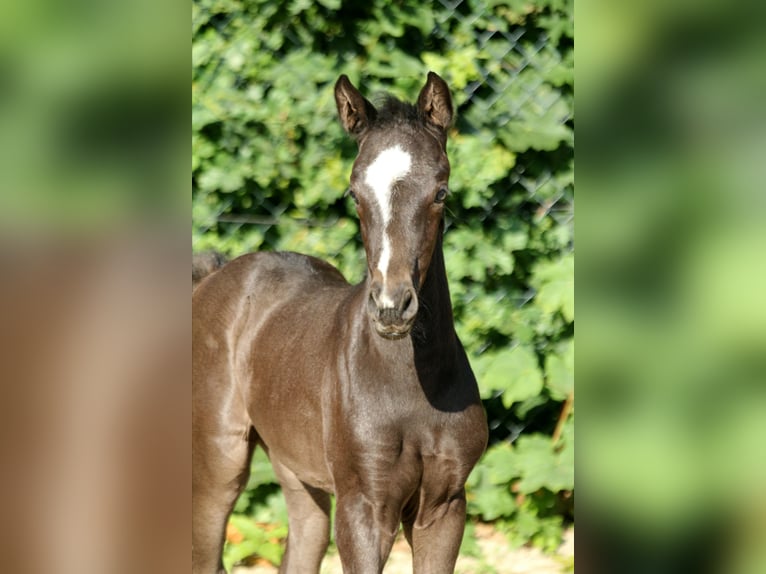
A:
545;338;574;400
449;134;516;208
475;345;544;408
532;253;574;322
480;442;516;485
466;462;517;521
509;434;574;493
197;165;244;193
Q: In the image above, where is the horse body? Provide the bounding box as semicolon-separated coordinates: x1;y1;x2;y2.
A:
193;73;488;574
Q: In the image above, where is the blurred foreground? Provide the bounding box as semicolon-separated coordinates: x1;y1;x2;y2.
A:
0;2;189;574
578;0;766;572
0;233;189;574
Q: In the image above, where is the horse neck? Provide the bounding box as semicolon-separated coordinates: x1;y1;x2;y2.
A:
352;233;474;409
413;233;457;347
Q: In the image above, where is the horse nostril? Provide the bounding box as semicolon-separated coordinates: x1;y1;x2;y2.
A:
399;290;412;314
400;288;418;320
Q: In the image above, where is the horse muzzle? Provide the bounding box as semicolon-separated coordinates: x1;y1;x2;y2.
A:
368;281;418;339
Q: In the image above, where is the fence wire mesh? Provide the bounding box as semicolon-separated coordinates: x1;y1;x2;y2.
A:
192;0;574;443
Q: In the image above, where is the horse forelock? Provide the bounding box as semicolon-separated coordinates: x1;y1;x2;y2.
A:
371;95;424;129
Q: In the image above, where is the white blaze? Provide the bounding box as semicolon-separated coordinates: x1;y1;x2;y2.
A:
364;146;412;307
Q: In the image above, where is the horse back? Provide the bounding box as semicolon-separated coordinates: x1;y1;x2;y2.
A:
193;250;348;320
193;250;352;381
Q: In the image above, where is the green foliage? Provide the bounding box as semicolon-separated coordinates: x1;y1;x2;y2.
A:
468;415;574;552
223;512;287;570
193;0;573;566
222;450;288;569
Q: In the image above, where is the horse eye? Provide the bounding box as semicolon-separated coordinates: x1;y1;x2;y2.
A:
434;187;449;204
346;189;359;204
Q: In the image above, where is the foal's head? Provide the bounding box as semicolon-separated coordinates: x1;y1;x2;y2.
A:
335;72;453;339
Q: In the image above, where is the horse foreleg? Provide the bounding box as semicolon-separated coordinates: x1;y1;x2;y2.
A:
409;490;467;574
334;492;399;574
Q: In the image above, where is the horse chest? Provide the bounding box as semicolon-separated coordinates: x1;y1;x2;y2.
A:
330;387;484;480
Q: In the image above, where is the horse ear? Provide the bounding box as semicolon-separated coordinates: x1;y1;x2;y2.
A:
417;71;453;134
335;75;377;137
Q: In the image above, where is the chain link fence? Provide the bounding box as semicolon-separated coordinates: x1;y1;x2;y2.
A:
193;0;573;445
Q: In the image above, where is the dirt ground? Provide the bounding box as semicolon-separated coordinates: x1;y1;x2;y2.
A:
233;525;574;574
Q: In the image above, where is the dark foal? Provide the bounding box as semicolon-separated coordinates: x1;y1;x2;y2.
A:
192;72;488;574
